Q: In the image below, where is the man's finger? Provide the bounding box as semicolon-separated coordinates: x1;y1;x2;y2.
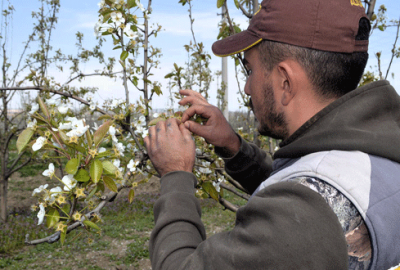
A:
166;117;180;130
143;135;150;149
184;120;208;138
179;89;207;101
179;96;208;107
181;104;212;123
180;123;194;142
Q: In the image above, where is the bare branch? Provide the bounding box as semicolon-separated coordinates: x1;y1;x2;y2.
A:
63;71;122;85
236;1;252;18
8;157;32;177
220;182;249;200
0;86;108;115
25;185;129;245
385;19;400;80
218;197;238;212
365;0;376;20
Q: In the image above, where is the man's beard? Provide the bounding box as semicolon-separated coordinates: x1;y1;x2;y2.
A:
249;82;289;140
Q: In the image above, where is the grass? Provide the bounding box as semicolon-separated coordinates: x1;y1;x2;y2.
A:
0;189;245;269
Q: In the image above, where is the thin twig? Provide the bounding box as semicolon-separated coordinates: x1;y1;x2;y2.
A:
385;19;400;80
218;197;238;212
25;185;129;245
220;182;249;200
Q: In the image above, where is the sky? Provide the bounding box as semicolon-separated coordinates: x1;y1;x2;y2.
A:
3;0;400;111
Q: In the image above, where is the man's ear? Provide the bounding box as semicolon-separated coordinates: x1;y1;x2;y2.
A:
276;60;300;106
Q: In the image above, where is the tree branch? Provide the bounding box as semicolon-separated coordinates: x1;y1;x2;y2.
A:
25;185;129;245
385;19;400;80
220;182;249;200
218;197;238;212
236;1;252;18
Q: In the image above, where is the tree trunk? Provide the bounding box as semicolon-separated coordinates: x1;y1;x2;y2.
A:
0;176;8;222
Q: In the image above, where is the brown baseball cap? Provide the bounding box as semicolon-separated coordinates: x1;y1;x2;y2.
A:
212;0;369;57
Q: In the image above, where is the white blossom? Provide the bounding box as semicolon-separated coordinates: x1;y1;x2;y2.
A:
110;12;125;26
66;119;89;138
113;159;121;169
135;0;145;11
42;163;55;178
153;113;159;118
29;104;39;115
110;98;125;109
37;203;45;225
62;174;77;191
114;142;125;156
46;99;60;107
213;181;221;193
32;184;49;196
99;147;107;153
199;161;212;174
124;28;138;39
127;159;140;172
44;186;62;204
98;0;105;8
32;136;47;151
58;104;70;114
27;118;37;129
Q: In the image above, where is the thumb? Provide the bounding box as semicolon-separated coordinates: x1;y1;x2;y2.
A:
184;120;207;137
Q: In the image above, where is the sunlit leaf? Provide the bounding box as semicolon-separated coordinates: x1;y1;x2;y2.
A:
120;51;129;61
74;168;90;182
93;120;113;147
103;176;118;193
46;207;60;229
16;128;34;154
83;220;101;231
65;158;80;175
128;189;135;203
102;160;117;174
202;182;219;201
37;96;50;119
90;159;103;184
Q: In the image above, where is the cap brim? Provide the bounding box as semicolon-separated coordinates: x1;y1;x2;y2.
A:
212;30;262;57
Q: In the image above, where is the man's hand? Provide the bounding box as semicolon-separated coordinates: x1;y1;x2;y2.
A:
144;118;195;177
179;89;240;156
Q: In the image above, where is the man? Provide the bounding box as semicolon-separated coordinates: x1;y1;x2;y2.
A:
144;0;400;269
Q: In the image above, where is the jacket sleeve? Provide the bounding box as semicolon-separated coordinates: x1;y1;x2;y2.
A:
149;171;348;270
215;135;273;194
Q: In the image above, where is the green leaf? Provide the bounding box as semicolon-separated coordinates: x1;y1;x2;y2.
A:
87;185;98;200
98;115;112;121
74;168;90;182
127;0;137;8
58;130;69;144
202;182;219;201
96;150;112;159
60;229;67;245
378;25;385;31
37;97;50;119
234;0;239;9
120;51;129;61
128;189;135;203
62;204;71;215
102;160;117;174
83;220;101;231
148;117;165;126
65;158;80;175
16;128;35;154
86;129;93;148
90;160;103;184
46;207;60;229
217;0;225;8
93;120;113;148
103;176;118;193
